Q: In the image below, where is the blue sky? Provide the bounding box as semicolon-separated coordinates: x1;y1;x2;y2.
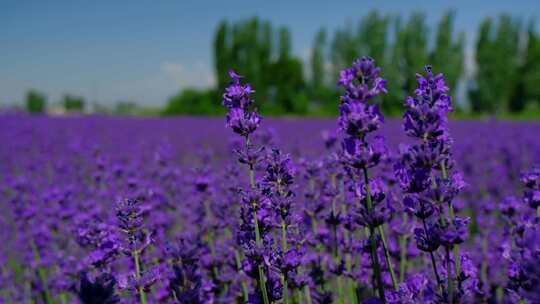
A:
1;0;539;107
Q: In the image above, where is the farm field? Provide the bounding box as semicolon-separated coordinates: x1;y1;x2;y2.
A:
4;1;540;303
1;113;539;303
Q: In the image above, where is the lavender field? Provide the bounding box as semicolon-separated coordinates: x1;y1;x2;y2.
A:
1;62;540;304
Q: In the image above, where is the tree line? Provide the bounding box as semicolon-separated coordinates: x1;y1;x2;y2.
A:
164;11;540;116
20;11;540;117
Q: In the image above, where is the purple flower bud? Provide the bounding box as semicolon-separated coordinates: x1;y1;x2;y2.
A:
404;194;435;219
77;272;119;304
341;136;387;169
226;108;261;137
414;223;440;253
438;216;470;246
338;102;384;136
223;70;255;109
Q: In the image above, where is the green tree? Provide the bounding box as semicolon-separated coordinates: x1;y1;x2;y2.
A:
431;10;464;99
310;28;326;93
114;101;138;115
402;12;429;94
382;17;407;114
162;89;220;115
493;15;521;112
214;17;275;107
309;28;337;112
469;18;495;113
25;90;47;113
214;21;231;92
330;25;357;80
519;21;540;110
63;94;85;112
278;27;291;59
270;27;306;114
470;16;521;113
357;11;390;64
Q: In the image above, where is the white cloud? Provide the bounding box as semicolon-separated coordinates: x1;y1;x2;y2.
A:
160;61;215;89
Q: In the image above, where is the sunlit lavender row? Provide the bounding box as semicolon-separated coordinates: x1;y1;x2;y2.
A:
1;58;540;304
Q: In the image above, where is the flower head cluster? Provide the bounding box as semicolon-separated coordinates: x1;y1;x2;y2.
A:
396;65;474;301
164;234;205;303
115;198;151;254
76;221;119;268
76;272;120;304
223;70;261;138
506;166;540;302
337;57;388;176
337;57;395;299
403;66;453;141
395;67;461;242
337;57;389;229
521;166;540;209
338;57;386;138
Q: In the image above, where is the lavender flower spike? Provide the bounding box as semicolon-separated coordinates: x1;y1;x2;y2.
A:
337;57;397;300
222;70;270;304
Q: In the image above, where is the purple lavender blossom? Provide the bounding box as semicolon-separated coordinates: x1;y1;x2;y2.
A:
337;56;398;300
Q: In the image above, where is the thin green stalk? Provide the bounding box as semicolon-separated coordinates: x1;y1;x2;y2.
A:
346;253;358;304
336;275;344;304
206;233;219;278
304;285;313;304
343;201;357;304
378;225;399;291
246;136;270;304
234;250;249;302
399;235;407;283
446;247;453;303
31;240;52;304
310;215;318;234
330;203;343;303
331;175;339;258
253;208;270;304
204;200;219;279
281;221;289;304
441;161;460;285
295;289;303;303
133;250;147;304
369;227;384;300
362;168;385;301
422;219;443;293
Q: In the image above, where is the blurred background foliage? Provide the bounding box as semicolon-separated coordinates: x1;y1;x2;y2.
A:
19;10;540;118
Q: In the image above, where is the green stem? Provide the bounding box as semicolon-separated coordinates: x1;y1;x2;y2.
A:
31;240;52;304
346;253;358;304
281;221;289;304
399;235;407;283
295;289;302;303
246;136;270;304
60;293;68;304
235;250;249;302
446;247;454;303
304;285;313;304
206;233;219;279
441;161;460;286
337;275;344;304
133;251;147;304
423;219;443;293
253;208;270;304
362;168;385;301
378;225;399;291
204;200;219;279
